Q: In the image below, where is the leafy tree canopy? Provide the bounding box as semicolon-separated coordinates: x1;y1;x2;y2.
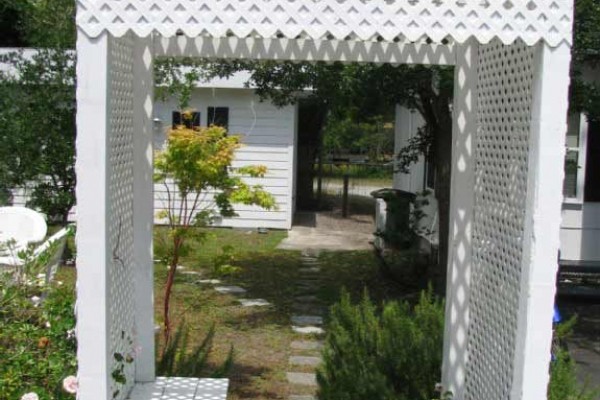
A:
3;0;76;49
0;0;76;221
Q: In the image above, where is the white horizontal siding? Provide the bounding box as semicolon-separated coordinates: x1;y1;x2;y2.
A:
7;88;296;230
154;87;296;230
560;203;600;261
9;185;77;222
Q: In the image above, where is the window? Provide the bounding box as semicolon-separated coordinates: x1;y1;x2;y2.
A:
172;111;200;129
563;113;588;202
207;107;229;130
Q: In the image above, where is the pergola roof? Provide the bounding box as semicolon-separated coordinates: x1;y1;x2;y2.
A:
77;0;573;47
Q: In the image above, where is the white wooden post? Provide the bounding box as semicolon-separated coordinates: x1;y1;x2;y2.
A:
132;35;156;383
442;38;478;399
512;42;572;400
75;31;111;399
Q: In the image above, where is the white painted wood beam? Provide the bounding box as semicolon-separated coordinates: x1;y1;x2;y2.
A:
512;41;572;400
75;31;111;400
442;38;479;400
132;35;156;383
155;36;456;66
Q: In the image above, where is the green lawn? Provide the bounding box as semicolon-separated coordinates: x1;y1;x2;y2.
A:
55;226;412;400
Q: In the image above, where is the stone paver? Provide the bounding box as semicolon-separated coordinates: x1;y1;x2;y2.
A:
214;286;246;294
291;340;324;351
288;245;326;400
286;372;317;387
294;295;320;303
299;267;321;273
292;304;327;315
181;270;202;276
296;281;319;288
294;287;320;296
238;298;271;307
292;315;323;326
289;356;322;367
292;326;325;335
195;279;221;285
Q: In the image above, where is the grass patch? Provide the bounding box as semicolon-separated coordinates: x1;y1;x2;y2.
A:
154;227;300;400
46;226;416;400
153;226;413;399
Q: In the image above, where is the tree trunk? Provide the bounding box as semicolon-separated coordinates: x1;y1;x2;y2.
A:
433;122;453;295
163;237;181;345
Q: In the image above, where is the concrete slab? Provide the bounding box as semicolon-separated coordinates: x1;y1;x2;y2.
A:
292;326;325;335
292;304;327;315
289;356;322;366
278;227;373;251
214;286;246;294
292;316;323;326
286;372;317;387
238;298;271;307
291;341;324;351
181;270;202;276
195;279;221;285
289;396;316;400
299;267;321;274
294;295;320;303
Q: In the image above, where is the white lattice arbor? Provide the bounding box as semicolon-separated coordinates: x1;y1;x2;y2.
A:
75;1;574;399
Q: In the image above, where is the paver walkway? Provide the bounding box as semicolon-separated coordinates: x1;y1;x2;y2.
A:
286;250;327;400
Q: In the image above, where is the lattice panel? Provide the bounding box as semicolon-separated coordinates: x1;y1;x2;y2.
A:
465;39;536;399
107;33;136;400
76;0;573;47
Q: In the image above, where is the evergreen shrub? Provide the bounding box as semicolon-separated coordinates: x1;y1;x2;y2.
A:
317;288;444;400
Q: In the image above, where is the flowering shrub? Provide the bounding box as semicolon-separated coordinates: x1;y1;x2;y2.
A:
0;278;77;399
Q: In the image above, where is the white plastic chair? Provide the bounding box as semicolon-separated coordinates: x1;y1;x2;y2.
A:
0;206;48;253
0;226;71;286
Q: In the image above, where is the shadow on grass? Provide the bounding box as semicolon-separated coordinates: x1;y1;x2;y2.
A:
153;227;421;399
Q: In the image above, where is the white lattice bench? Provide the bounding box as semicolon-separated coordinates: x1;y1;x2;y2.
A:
127;377;229;400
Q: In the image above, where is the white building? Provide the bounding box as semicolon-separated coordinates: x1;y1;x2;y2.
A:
1;50;300;229
394;101;600;265
153;72;298;230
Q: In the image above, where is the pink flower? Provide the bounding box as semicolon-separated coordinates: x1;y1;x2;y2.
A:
62;375;78;394
21;393;39;400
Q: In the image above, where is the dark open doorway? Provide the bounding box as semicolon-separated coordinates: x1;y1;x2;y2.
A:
295;99;326;211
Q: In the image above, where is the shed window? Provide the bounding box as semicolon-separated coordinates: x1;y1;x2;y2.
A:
172;111;200;129
207;107;229;130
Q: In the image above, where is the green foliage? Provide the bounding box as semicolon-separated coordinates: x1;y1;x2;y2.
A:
154;120;276;341
0;49;76;223
3;0;75;49
570;0;600;122
548;349;598;400
317;288;445;400
154;124;276;223
380;247;431;289
548;315;599;400
0;282;77;399
320;163;393;180
212;245;241;278
323;115;395;162
157;325;234;379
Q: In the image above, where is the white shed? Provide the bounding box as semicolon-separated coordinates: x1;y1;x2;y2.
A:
153;73;298;230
